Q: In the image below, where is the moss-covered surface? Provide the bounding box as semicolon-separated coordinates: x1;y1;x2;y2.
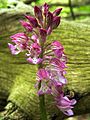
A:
0;10;90;119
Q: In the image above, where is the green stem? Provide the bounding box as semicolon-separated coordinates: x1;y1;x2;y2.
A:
38;39;48;120
39;94;48;120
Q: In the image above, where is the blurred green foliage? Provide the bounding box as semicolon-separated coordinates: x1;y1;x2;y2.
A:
0;0;7;8
75;5;90;13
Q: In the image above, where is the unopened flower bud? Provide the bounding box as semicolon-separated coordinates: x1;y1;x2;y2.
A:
34;6;43;23
52;16;61;29
40;28;47;42
46;12;53;28
43;3;49;17
20;20;33;32
53;8;62;16
25;15;38;28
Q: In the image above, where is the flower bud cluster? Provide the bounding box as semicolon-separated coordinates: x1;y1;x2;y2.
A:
8;3;76;116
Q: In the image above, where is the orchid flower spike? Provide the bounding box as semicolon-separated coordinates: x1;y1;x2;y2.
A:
8;3;76;117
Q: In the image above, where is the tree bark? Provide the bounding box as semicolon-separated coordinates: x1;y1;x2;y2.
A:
68;0;76;20
0;8;90;120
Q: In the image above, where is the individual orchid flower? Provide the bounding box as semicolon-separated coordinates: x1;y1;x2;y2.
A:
26;42;42;64
55;92;76;116
44;41;66;61
8;33;29;55
44;60;67;88
28;42;41;56
38;81;52;95
36;69;52;95
51;40;64;58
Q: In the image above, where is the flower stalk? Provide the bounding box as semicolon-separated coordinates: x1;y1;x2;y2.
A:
39;94;47;120
38;41;48;120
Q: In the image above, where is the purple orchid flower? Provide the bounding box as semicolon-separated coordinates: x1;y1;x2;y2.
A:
55;92;76;116
8;33;29;55
36;69;52;95
26;42;42;64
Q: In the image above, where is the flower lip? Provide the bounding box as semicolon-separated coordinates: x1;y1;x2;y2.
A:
8;43;20;55
27;57;43;64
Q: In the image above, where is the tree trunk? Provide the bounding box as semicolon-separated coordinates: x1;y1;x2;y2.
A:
68;0;76;20
0;7;90;120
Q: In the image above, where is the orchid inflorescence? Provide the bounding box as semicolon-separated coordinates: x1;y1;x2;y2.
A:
8;3;76;116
